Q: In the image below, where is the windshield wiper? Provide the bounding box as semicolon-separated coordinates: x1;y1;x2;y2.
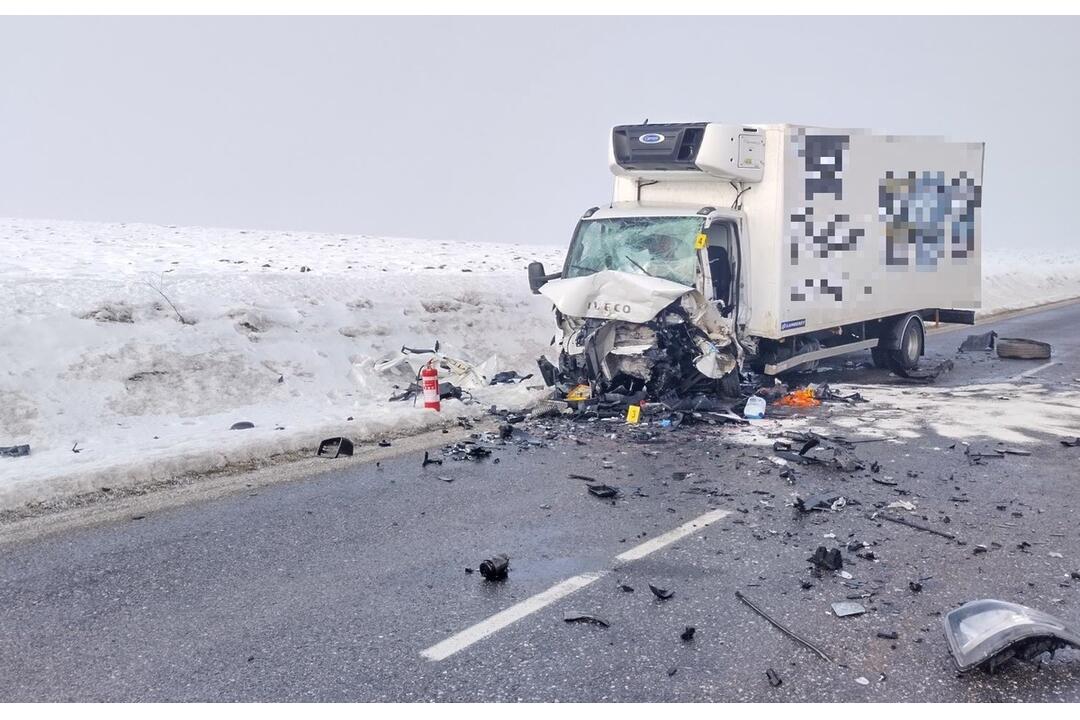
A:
624;255;655;278
570;263;600;274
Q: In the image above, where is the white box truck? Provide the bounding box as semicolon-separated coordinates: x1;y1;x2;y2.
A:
528;122;984;396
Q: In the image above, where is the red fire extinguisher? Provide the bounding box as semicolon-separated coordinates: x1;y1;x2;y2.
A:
421;360;440;411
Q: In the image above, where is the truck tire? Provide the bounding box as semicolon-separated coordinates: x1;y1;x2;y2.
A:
887;315;923;372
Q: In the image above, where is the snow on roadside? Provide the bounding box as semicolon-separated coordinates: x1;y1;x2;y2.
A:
2;217;1078;510
0;218;562;509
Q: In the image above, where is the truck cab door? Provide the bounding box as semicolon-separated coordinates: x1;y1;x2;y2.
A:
702;221;737;315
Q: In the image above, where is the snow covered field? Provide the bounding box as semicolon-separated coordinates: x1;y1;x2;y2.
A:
2;217;1079;510
0;218;562;509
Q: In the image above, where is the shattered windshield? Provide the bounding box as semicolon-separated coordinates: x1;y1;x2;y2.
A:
564;216;703;286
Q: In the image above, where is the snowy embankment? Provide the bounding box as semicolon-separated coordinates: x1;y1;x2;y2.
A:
0;219;562;509
2;218;1079;510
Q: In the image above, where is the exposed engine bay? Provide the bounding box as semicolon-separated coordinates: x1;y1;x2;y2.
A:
535;269;742;399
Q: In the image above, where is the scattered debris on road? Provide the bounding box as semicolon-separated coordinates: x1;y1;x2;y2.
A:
735;590;836;664
421;450;443;467
832;601;866;618
766;668;783;687
958;330;997;352
944;599;1080;673
649;584;675;600
809;546;844;572
877;513;956;540
680;626;696;642
478;554;510;581
1060;437;1080;447
563;611;610;628
316;436;354;458
894;359;954;383
587;483;620;499
877;630;900;640
230;421;255;430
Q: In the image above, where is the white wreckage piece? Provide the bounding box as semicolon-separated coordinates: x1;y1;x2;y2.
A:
539;269;740;393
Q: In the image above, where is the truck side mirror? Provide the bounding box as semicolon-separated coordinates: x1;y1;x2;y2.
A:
528;261;556;294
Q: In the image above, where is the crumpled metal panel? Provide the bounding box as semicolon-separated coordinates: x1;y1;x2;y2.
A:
540;269;693;323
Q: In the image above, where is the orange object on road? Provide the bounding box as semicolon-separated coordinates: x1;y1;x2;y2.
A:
776;387;821;408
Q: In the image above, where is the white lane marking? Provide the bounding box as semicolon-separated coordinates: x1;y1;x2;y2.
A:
1012;360;1058;380
420;571;605;661
420;507;731;661
614;508;731;563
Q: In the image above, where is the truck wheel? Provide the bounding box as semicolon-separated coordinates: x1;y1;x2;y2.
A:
887;316;923;372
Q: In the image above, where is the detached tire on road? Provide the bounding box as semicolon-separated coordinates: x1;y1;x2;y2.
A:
996;337;1052;360
887;315;924;373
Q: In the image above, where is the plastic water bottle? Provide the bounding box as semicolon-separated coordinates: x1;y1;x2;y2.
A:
744;395;766;419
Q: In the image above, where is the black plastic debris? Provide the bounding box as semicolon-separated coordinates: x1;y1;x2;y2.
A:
909;581;923;593
489;370;533;385
587;483;619;499
444;442;492;462
878;513;956;540
478;554;509;581
618;584;635;593
1061;437;1080;448
680;626;696;642
996;337;1052;360
563;611;609;627
894;359;954;383
795;493;846;513
421;450;443;467
809;546;844;571
378;439;392;447
316;437;354;458
0;444;30;458
735;590;835;663
944;599;1080;673
877;630;900;640
649;584;675;600
71;442;81;454
959;330;997;352
230;421;255;430
766;668;783;687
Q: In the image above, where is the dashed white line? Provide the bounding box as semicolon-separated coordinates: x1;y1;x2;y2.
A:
420;508;731;661
614;508;731;562
1012;360;1059;380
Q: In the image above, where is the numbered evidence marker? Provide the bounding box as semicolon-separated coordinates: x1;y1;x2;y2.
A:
626;404;641;424
694;233;708;250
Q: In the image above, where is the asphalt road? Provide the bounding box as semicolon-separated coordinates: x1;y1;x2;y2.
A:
2;302;1080;702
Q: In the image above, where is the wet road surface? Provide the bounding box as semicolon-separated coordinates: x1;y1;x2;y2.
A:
2;302;1080;701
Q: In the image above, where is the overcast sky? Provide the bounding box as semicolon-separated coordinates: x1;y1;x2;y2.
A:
0;15;1076;249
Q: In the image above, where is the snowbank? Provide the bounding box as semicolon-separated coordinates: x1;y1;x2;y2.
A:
2;217;1078;509
0;218;561;509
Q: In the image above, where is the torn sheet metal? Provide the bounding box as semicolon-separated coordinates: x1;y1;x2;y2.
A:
541;272;741;399
943;599;1080;673
539;269;694;324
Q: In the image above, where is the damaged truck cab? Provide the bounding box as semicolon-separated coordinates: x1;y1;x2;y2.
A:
529;122;984;396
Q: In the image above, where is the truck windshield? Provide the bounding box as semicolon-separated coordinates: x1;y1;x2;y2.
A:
564;216;703;286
